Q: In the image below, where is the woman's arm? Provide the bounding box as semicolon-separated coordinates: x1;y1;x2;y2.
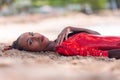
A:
108;49;120;59
56;26;100;45
69;26;100;35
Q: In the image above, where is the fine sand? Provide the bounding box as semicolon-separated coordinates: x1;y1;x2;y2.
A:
0;12;120;80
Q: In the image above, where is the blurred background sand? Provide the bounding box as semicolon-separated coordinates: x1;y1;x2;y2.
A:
0;0;120;80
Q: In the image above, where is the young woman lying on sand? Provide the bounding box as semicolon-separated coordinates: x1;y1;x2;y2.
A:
4;26;120;59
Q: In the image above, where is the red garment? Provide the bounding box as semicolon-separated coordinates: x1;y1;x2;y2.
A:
56;33;120;57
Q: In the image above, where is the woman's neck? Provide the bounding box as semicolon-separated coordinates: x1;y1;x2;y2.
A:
43;41;56;51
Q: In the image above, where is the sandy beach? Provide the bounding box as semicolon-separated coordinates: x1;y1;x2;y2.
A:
0;12;120;80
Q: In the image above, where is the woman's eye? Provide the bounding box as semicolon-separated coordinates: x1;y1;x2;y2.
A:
31;32;34;36
29;32;34;36
28;39;33;45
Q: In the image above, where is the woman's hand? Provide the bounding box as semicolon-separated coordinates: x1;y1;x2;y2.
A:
56;27;71;45
56;26;100;45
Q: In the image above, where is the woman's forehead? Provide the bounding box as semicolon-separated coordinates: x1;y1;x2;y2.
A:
17;33;29;47
22;32;41;35
19;33;29;42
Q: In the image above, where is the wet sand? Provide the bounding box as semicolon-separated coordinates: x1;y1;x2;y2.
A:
0;12;120;80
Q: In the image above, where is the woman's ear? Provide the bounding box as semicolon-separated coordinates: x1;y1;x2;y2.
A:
2;46;13;52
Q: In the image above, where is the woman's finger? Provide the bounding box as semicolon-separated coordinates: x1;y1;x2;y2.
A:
56;33;64;45
56;36;61;45
56;27;71;45
65;28;70;40
59;33;64;44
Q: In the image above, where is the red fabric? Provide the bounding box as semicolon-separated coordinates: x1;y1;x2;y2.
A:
56;33;120;57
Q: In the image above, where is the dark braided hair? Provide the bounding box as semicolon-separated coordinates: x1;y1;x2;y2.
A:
3;34;27;52
3;37;24;52
12;37;24;50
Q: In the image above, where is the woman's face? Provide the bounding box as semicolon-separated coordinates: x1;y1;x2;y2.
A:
18;32;49;51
